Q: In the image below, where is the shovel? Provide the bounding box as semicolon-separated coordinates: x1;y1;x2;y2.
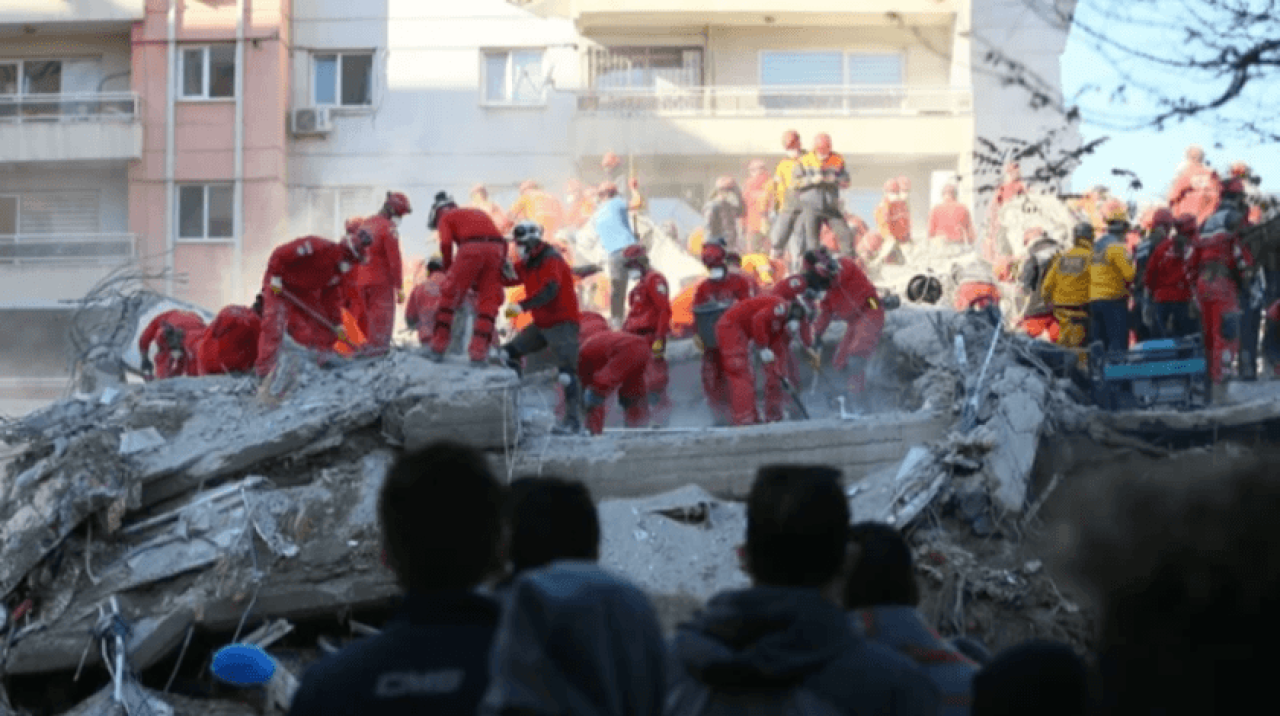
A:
276;287;359;349
779;376;811;420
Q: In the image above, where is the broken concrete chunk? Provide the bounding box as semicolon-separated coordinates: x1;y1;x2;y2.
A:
243;490;300;559
120;427;167;455
59;683;174;716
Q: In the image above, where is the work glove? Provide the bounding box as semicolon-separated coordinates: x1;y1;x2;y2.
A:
693;335;705;353
758;347;776;364
334;325;349;343
651;339;666;357
269;276;283;295
504;304;522;320
501;261;519;282
805;348;822;370
396;289;406;305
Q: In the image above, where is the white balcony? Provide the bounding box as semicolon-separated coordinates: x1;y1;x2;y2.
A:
0;93;142;163
0;233;135;265
525;0;958;30
572;85;974;157
0;0;144;26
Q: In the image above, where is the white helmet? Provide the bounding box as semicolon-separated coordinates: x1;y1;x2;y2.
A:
512;220;544;246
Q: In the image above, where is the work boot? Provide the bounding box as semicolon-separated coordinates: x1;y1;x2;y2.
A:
501;347;523;376
424;348;444;363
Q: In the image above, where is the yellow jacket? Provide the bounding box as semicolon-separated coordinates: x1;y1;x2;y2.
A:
1089;234;1136;301
770;156;803;211
1041;246;1092;309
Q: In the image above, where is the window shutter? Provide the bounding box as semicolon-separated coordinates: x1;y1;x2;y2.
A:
20;192;99;235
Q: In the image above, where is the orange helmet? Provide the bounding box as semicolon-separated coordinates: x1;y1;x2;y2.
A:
813;133;833;154
384;191;411;217
884;178;900;194
601;151;622;172
781;130;801;151
896;176;910;192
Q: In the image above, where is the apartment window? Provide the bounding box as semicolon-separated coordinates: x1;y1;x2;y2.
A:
0;60;63;118
305;186;376;237
482;49;546;106
180;46;235;100
589;47;703;89
760;51;903;111
313;53;374;107
178;184;233;241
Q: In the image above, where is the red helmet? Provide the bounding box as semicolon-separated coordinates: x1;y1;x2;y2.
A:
1149;208;1176;230
344;216;362;235
622;243;648;268
781;130;801;151
701;242;727;269
715;175;737;191
1175;213;1198;236
813;133;833;154
884;178;900;194
426;255;445;274
1222;177;1246;196
579;312;610;342
601;151;622;172
384;191;411;217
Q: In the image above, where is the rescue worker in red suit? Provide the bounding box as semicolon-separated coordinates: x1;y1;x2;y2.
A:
1168;145;1222;227
693;241;755;425
404;257;446;345
353;192;410;354
1188;225;1254;384
139;310;207;379
426;191;507;365
620;244;673;425
195;296;264;376
985;162;1027;262
339;216;365;324
812;251;885;395
501;221;584;434
717;295;809;425
256;233;367;377
579;329;652;435
1143;214;1196;339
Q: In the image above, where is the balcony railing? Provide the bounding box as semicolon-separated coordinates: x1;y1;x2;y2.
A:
0;92;139;123
0;233;136;265
577;85;972;117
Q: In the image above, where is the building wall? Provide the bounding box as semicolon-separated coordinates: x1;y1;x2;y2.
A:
130;0;291;310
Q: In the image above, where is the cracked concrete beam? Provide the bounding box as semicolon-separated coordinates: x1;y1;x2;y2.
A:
5;607;194;677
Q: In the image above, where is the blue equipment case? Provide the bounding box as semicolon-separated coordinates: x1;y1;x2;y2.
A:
1088;335;1209;410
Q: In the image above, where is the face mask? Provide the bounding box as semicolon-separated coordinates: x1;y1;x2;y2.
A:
518;246;530;261
709;267;726;280
171;350;185;361
627;269;643;282
787;319;801;333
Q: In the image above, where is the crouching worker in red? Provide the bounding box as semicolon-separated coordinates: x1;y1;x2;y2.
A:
578;330;651;435
404;257;446;345
354;192;411;354
620;244;673;424
139;309;207;379
717;295;808;426
196;296;264;376
694;240;756;425
501;221;584;434
256;233;368;378
427;192;507;365
813;251;885;395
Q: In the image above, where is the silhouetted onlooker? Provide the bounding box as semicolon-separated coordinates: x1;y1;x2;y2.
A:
506;476;600;576
479;561;667;716
971;640;1088;716
288;441;505;716
845;521;979;716
666;465;940;716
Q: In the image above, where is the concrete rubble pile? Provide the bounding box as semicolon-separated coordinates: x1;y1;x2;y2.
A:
0;301;1104;714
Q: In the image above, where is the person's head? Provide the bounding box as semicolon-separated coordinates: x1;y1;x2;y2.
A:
341;228;373;264
1101;199;1128;232
161;324;185;353
813;132;833;159
505;476;600;575
379;441;504;592
1072;222;1095;249
942;184;958;201
426;255;445;276
801;250;834;291
622;243;649;276
744;465;850;588
842;521;919;609
725;251;743;272
601;151;622;173
1174;212;1198;242
1004;161;1022;181
1230;160;1251;180
701;241;728;280
1185;144;1205;165
781;129;801;154
971;640;1088;716
382;191;412;220
748;158;767;177
427;191;457;230
597;180;619;200
896;176;910;194
470;183;490;202
715;175;737;194
884;178;900;196
1148;208;1175;241
343;215;362;238
511;220;544;261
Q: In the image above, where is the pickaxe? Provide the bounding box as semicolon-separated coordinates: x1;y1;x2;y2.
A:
275;287;359;349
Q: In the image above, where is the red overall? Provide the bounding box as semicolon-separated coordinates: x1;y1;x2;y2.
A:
622;269;673;423
578;330;651;435
1188;231;1253;383
431;208;507;361
814;257;885;393
195;305;261;376
694;273;755;424
405;273;446;345
257;236;354;377
139;310;207;379
353;215;403;352
717;295;794;426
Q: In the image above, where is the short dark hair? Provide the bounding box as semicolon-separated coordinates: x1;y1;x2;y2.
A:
745;465;849;587
971;640;1088;716
378;441;504;592
506;476;600;574
843;521;920;609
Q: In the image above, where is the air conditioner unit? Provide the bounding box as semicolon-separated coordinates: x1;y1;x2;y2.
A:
291;107;333;136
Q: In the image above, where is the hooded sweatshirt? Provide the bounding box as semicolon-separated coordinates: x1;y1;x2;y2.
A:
666;586;940;716
479;561;667;716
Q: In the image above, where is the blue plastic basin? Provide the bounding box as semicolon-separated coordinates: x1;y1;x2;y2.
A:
211;643;276;686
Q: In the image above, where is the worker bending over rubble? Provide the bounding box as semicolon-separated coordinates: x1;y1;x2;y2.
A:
195;296;263;376
139;309;207;380
404;257;446;345
501;221;584;435
693;239;756;424
257;232;369;377
620;243;673;424
353;192;411;355
717;294;810;426
811;249;885;396
427;192;507;365
577;320;652;436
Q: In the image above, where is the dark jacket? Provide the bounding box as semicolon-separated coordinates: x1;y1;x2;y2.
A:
287;590;500;716
1020;237;1060;317
852;606;979;716
480;561;667;716
666;586;941;716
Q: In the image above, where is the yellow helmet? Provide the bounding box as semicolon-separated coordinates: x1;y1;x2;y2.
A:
1101;199;1128;225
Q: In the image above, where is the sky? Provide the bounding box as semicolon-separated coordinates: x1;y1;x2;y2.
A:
1058;0;1280;202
